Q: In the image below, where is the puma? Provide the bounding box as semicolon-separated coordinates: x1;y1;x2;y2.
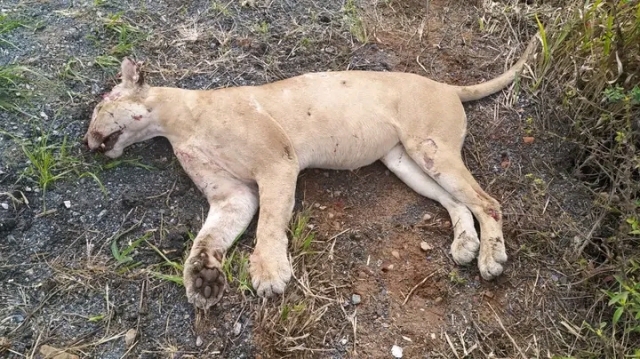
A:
85;36;537;309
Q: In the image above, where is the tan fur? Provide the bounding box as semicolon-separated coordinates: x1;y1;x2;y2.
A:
85;37;537;309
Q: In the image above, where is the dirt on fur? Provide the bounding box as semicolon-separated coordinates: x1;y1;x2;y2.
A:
1;0;597;358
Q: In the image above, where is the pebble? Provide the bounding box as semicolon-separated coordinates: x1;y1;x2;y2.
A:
422;213;432;221
434;297;443;304
341;338;348;345
391;250;400;259
420;241;433;251
124;328;137;347
233;322;242;336
63;201;71;209
196;336;203;347
1;203;8;210
381;263;394;272
391;344;403;358
351;294;361;305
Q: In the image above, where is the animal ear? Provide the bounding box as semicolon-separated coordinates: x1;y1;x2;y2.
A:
121;57;145;87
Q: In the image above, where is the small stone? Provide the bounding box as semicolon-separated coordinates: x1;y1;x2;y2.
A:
63;201;71;209
40;111;48;120
196;336;203;347
1;203;8;210
340;338;348;345
328;213;335;219
381;264;394;272
319;205;327;210
233;322;242;336
430;333;436;340
434;297;443;304
124;328;137;347
442;221;451;228
420;242;433;251
483;291;494;299
391;250;400;260
422;213;432;221
391;344;403;358
351;294;361;305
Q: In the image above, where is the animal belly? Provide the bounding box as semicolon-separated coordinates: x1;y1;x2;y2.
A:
300;130;399;170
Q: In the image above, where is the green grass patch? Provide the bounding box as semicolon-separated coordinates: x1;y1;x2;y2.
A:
290;209;315;254
111;231;150;272
0;65;31;111
222;248;253;294
342;0;368;43
0;13;25;48
102;12;146;57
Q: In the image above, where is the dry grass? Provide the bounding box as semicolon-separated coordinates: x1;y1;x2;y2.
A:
253;207;348;357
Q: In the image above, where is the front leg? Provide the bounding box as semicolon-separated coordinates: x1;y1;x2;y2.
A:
184;183;258;310
250;166;299;297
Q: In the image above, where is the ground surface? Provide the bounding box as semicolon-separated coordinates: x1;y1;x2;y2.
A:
1;0;595;358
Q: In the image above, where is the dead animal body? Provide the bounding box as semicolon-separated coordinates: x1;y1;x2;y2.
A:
84;36;538;309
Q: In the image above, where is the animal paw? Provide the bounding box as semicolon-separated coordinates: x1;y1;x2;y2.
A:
478;237;508;280
450;230;480;265
249;251;292;297
184;249;226;309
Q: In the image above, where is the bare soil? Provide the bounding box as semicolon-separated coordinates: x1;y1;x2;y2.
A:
1;0;595;358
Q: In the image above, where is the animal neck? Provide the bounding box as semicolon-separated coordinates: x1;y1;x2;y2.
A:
143;86;197;145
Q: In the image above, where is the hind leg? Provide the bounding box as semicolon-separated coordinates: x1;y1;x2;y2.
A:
381;144;479;264
401;137;507;280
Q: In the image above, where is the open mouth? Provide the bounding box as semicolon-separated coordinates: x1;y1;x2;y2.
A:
97;130;122;153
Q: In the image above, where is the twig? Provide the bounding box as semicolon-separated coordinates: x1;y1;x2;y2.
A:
488;303;527;358
444;332;461;359
402;270;439;305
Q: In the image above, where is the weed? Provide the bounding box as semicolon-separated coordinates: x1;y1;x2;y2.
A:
93;55;120;71
531;0;640;354
144;236;185;286
448;269;466;285
100;12;146;57
100;158;155;171
343;0;368;43
110;232;151;271
290;209;315;253
59;58;89;82
88;313;106;322
0;14;25;48
210;0;232;17
222;248;253;294
0;65;30;110
254;21;270;36
20;134;79;193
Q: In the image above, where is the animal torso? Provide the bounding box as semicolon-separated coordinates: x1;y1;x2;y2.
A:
163;71;462;186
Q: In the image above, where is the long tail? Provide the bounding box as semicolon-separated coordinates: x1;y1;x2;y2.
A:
453;34;539;102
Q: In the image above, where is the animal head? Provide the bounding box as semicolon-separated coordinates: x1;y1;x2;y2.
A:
84;58;157;158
